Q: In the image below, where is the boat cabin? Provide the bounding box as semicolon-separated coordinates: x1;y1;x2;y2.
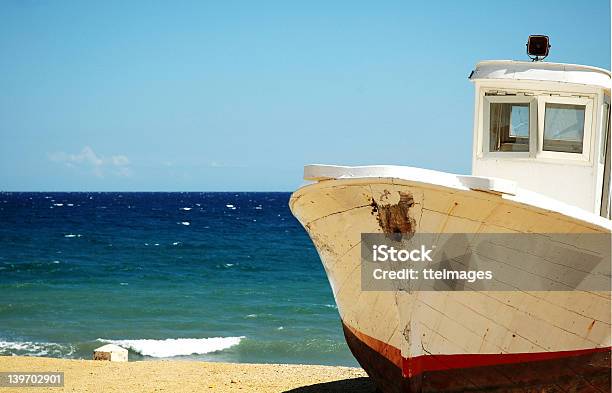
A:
469;60;611;218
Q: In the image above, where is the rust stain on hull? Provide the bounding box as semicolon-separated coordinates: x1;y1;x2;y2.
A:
372;191;416;240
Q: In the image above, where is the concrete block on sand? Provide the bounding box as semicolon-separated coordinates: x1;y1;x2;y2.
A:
93;344;128;362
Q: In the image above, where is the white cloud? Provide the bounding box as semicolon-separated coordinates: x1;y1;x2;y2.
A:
48;146;132;177
208;161;245;168
111;155;130;166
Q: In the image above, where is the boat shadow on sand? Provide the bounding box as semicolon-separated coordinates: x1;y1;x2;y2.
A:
283;377;376;393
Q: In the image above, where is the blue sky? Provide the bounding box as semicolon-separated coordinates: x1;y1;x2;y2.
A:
1;0;610;191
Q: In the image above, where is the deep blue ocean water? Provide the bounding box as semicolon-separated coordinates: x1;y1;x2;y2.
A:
0;192;357;366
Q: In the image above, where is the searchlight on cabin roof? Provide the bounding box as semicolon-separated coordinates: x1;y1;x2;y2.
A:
526;35;550;61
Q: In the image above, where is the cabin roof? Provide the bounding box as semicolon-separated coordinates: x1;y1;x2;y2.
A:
469;60;611;90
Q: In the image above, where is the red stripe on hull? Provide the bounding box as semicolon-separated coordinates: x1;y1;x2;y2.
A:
342;322;611;392
403;346;612;378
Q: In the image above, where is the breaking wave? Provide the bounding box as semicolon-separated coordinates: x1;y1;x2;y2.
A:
96;336;244;358
0;340;75;357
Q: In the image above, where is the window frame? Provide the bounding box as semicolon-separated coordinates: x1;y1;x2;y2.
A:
536;96;593;161
482;95;537;158
600;103;609;164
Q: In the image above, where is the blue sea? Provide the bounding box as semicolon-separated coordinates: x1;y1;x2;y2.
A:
0;192;356;366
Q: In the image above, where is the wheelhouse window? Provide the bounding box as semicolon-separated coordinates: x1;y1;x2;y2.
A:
482;93;592;160
543;103;586;154
489;103;530;152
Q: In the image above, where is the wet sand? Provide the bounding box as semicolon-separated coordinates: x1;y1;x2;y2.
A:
0;356;375;393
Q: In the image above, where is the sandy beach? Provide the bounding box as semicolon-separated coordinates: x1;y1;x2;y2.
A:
0;356;374;393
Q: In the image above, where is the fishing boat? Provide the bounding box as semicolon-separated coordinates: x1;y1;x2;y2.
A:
290;36;611;392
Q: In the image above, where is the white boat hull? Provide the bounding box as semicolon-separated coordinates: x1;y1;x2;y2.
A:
290;170;611;392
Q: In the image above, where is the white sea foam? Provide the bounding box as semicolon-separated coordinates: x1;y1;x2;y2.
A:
0;340;74;357
179;207;192;211
96;337;244;358
53;203;64;207
254;205;263;210
66;203;74;207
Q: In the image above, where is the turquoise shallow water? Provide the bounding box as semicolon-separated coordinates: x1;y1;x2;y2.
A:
0;192;357;366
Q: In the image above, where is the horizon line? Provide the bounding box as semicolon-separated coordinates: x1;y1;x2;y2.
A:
0;190;297;193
